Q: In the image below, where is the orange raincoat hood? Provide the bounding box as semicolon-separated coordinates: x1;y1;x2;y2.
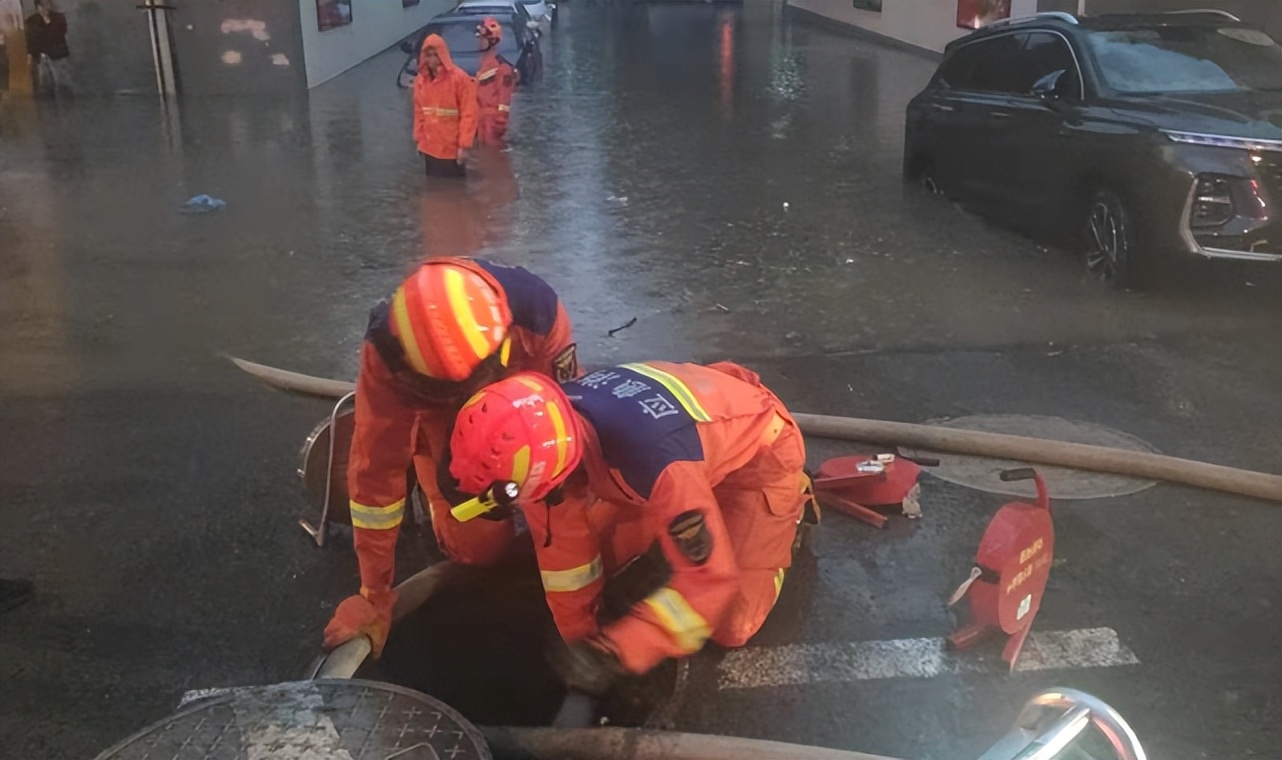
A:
419;33;457;77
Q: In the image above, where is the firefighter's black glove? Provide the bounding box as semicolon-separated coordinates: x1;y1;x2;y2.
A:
549;637;625;697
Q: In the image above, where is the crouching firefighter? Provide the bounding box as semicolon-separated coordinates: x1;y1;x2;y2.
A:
323;258;578;657
442;361;817;694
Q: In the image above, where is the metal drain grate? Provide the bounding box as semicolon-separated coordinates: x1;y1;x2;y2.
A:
95;679;491;760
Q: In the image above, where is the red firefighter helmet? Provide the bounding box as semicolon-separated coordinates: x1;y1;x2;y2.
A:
477;16;503;43
448;372;583;521
388;260;513;382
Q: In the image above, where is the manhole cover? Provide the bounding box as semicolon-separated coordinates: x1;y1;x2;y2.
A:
904;415;1159;500
95;679;490;760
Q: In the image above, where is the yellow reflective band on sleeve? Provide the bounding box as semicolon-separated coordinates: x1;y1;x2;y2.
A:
350;498;405;530
622;364;711;422
497;104;510;112
478;67;498;81
773;568;787;601
540;555;604;593
643;587;711;654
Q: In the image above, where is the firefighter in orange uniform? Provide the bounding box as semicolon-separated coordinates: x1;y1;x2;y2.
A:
413;33;478;177
443;362;814;693
474;17;518;146
322;258;578;657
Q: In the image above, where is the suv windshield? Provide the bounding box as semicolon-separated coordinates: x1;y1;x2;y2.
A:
1085;26;1282;94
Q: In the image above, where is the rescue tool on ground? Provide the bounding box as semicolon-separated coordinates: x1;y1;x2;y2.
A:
441;361;819;695
947;467;1055;670
322;257;577;658
811;452;928;528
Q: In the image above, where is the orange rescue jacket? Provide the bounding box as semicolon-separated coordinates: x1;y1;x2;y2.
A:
522;361;800;674
413;34;478;160
475;48;517;145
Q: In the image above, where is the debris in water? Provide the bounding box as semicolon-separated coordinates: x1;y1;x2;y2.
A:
783;202;789;210
714;303;730;312
607;317;638;337
181;194;226;213
606;195;629;205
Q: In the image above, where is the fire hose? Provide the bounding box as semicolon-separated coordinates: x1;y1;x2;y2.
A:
309;568;1144;760
229;356;1281;503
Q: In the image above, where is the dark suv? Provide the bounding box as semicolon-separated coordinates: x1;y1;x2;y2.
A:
904;10;1282;288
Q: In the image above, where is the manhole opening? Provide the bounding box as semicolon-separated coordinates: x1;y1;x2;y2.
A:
362;544;675;728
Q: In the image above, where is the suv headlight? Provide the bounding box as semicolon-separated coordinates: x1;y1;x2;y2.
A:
1190;174;1235;228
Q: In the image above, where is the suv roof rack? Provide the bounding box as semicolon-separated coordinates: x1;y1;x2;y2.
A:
1164;9;1241;22
984;11;1079;29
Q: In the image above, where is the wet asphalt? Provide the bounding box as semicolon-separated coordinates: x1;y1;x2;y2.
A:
1;2;1279;758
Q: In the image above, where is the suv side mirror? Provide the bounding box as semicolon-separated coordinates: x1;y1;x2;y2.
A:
400;39;415;55
1031;69;1069;100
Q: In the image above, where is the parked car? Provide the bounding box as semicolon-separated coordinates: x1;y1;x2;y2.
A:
397;14;543;89
904;10;1282;288
516;0;556;24
453;0;542;28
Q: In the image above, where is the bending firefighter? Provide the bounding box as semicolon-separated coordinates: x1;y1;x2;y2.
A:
443;362;816;693
323;259;577;656
474;17;517;146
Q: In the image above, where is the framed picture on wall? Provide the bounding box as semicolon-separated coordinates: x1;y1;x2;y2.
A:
852;0;882;11
957;0;1011;29
317;0;353;31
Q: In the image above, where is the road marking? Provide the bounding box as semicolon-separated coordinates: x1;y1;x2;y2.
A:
718;627;1138;690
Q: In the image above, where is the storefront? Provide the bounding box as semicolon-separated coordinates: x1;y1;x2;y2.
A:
0;0;452;98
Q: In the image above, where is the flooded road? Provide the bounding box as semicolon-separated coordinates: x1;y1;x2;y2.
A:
1;3;1278;758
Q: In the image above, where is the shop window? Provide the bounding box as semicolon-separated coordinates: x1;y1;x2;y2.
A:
317;0;353;31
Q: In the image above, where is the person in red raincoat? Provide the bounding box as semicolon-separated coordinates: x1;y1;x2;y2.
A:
442;362;815;694
321;259;578;658
474;17;518;146
413;33;478;178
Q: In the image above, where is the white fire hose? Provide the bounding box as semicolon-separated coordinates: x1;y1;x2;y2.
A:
229;355;1281;503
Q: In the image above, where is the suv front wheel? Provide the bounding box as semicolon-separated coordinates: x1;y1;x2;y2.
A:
1083;188;1146;290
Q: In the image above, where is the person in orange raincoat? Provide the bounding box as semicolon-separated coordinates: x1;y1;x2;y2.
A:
322;258;578;658
443;362;816;694
474;17;518;146
413;33;478;178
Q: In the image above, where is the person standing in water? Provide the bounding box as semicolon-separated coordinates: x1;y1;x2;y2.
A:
413;33;477;178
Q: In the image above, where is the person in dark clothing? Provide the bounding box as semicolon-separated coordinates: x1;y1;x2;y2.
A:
25;0;70;97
